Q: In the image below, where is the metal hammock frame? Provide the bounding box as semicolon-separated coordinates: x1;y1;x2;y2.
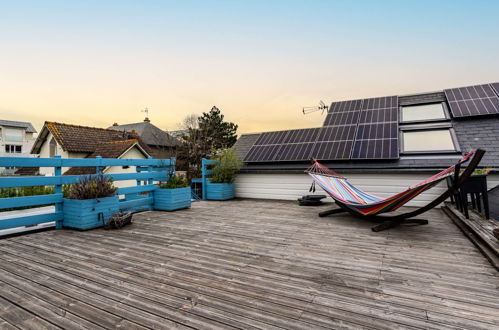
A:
305;149;485;231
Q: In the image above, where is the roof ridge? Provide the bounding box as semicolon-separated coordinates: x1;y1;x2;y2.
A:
101;139;138;145
45;121;119;132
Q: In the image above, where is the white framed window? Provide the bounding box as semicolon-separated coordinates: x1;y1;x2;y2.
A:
401;103;447;122
5;144;22;153
4;128;23;142
401;128;457;153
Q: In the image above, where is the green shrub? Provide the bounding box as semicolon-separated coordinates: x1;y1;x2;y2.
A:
160;175;189;189
66;174;117;200
472;168;491;175
210;147;242;184
0;186;56;212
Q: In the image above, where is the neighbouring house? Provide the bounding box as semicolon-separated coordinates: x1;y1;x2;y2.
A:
0;120;37;175
107;117;180;159
234;82;499;207
29;122;153;187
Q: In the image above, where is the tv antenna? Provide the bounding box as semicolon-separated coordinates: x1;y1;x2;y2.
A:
302;100;328;115
141;107;151;121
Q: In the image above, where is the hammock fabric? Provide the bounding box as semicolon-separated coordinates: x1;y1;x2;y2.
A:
305;152;474;216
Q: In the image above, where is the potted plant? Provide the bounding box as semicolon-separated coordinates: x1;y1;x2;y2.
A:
206;148;241;200
154;175;191;211
63;174;119;230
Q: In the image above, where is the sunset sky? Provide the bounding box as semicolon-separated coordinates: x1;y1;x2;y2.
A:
1;0;498;135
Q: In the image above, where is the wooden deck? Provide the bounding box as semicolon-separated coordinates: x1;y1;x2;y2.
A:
0;199;498;329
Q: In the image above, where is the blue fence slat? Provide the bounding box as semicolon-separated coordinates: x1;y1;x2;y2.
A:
119;196;153;211
0;194;63;210
0;172;168;188
202;159;218;166
0;212;63;230
0;176;61;188
108;172;167;182
118;184;158;195
0;158;62;167
135;166;172;173
0;157;175;168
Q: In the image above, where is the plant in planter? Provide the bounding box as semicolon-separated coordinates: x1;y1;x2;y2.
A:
206;148;241;200
154;175;191;211
63;174;119;230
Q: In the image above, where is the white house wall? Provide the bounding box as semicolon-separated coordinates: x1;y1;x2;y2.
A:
235;173;499;207
38;132;69;175
0;126;37;174
104;146;147;189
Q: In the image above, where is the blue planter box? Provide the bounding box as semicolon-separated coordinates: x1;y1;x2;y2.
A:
154;187;191;211
63;196;119;230
206;181;235;200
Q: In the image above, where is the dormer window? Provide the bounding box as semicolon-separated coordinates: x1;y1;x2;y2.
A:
399;102;458;154
402;128;456;152
401;103;448;122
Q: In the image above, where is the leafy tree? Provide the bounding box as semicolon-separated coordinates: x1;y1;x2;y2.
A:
176;106;238;179
198;106;238;150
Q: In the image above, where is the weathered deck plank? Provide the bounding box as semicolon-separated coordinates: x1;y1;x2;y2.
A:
0;199;498;329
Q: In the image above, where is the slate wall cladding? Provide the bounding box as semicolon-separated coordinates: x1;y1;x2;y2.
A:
452;117;499;168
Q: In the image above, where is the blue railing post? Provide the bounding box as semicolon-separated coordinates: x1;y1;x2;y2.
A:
147;157;153;186
54;155;63;229
95;156;102;174
136;163;141;187
201;158;207;200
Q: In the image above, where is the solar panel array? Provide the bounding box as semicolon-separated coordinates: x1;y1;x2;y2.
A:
244;128;321;162
352;96;399;159
323;99;362;126
491;82;499;97
444;83;499;118
245;96;400;162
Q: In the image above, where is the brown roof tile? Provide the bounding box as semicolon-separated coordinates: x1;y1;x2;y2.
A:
46;121;139;153
64;139;147;175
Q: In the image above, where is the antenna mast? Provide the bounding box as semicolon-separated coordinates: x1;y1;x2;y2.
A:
302;100;328;115
141;107;150;122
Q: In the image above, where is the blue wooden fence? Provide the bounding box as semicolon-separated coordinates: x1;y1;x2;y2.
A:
0;156;175;231
191;158;218;200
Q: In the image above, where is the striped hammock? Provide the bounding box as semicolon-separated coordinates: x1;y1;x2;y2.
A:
305;152;474;216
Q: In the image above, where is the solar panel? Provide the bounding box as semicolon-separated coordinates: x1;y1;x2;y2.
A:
254;130;290;145
323;99;363;126
309;124;357;160
351;96;399;159
351;138;398;159
244;128;321;162
281;128;320;143
274;142;316;161
491;82;499;97
244;144;282;162
444;84;499;118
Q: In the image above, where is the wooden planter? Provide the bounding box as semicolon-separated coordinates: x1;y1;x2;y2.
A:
63;196;120;230
206;181;235;200
154;187;191;211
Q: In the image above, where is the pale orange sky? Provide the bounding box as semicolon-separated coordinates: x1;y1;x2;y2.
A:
1;1;498;135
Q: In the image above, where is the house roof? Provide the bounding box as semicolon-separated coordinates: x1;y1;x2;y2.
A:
31;121;151;154
237;83;499;173
107;120;180;147
0;120;37;133
64;139;149;175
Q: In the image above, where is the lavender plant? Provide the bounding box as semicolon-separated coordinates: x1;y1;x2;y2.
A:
66;174;117;200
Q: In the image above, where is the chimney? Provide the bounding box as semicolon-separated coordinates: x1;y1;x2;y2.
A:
144;117;150;122
112;122;118;126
